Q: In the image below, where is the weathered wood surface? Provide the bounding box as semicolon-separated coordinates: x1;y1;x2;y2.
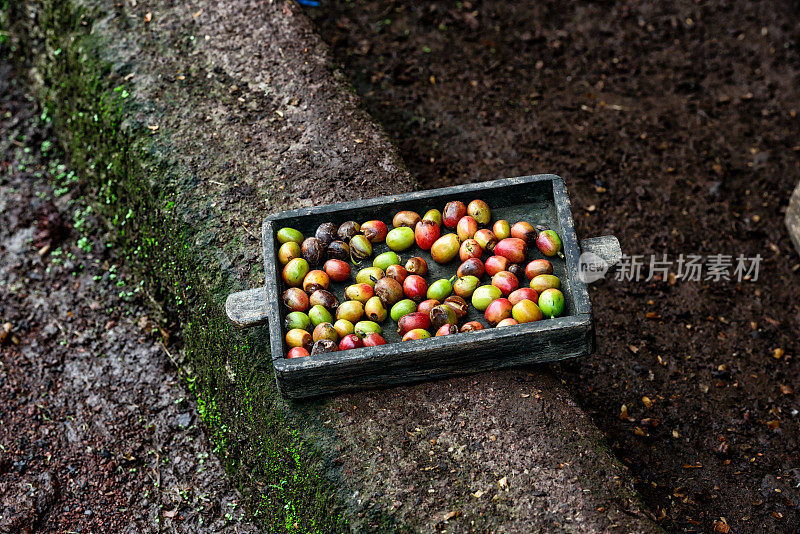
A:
254;174;602;398
580;235;622;267
225;286;269;329
788;181;800;257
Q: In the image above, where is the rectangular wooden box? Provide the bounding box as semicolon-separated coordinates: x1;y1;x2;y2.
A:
229;174;617;398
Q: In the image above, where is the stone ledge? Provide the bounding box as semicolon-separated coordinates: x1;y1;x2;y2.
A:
4;0;662;531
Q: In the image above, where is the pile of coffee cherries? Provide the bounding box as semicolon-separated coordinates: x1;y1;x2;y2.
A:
278;200;566;358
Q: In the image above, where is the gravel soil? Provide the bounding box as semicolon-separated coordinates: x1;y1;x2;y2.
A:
0;55;257;533
310;1;800;532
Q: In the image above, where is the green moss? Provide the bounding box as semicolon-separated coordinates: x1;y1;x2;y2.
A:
5;1;350;531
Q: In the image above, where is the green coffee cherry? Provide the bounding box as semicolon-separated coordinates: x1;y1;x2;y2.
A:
284;311;311;331
386;227;415;251
427;278;454;301
277;227;304;245
390;299;418;322
538;288;565;318
354;321;382;338
308;304;333;326
374;251;401;271
471;285;502;311
356;267;385;287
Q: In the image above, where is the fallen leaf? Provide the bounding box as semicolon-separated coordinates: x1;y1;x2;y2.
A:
779;384;793;395
144;11;152;22
472;490;484;498
443;511;460;521
497;476;508;490
766;420;780;429
642;396;654;409
773;348;784;359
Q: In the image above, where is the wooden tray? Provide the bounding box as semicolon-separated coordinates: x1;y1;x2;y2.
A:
226;175;620;399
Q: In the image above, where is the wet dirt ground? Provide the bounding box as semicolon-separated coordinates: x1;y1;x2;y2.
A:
310;1;800;532
0;56;257;532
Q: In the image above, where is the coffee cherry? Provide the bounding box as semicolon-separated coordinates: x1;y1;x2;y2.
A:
349;235;373;262
460;321;484;333
473;229;498;252
339;334;363;351
315;222;338;246
336;301;364;323
308;305;333;326
459;239;483;262
327;240;350;262
313;322;339;343
456;216;478;241
361;220;388;243
287;347;309;358
356;267;384;287
284;311;311;331
494;238;528;264
286;328;312;350
427;278;454;301
402;328;431;341
365;296;388;322
530;274;561;293
457;257;485;278
277;227;304;245
508;263;526;281
415;220;441;250
485;298;513;326
443;201;467;228
538;288;565;318
510;221;536;247
453;275;480;299
431;234;460;263
386;227;415;251
397;312;431;336
471;285;502;311
323;259;351;282
309;289;339;311
512;299;543;323
354;321;382;338
467;199;491;225
334;319;355;338
302;270;329;293
404;256;428;276
374;277;404;307
536;230;563;257
417;299;440;316
373;251;401;271
484;255;509;276
390;299;418;322
344;283;374;303
385;264;408;284
403;275;428;303
436;324;459;336
311;339;338;355
393;210;421;229
492;220;511;240
526;259;553;279
496;318;518;327
278;242;301;265
508;288;539;306
337;221;361;241
283;258;309;287
430;304;458;330
443;296;469;319
301;237;325;265
492;271;519;296
422;209;443;226
362;333;387;347
283;288;309;312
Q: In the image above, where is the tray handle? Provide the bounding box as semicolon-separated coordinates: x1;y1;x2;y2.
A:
225;286;269;329
579;235;622;268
